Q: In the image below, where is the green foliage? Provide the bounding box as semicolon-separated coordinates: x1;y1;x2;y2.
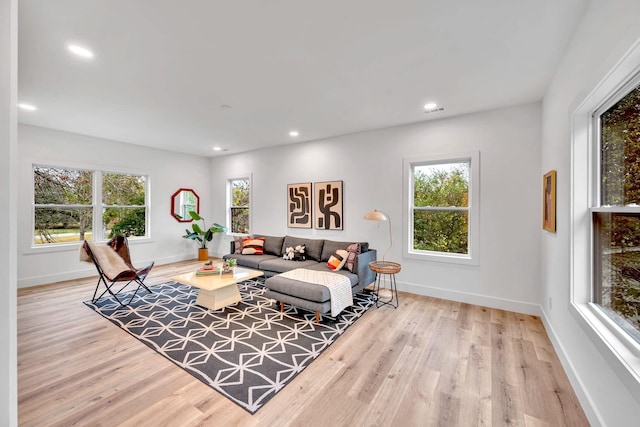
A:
102;173;146;205
33;167;93;243
107;208;146;238
598;84;640;333
232;179;250;206
414;167;468;208
413;165;469;254
231;208;250;234
608;252;640;330
102;173;146;238
182;211;227;249
33;168;147;243
230;179;250;233
600;86;640;206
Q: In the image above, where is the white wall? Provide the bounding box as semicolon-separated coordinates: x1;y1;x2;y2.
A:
17;124;214;287
541;0;640;425
1;0;17;423
209;103;542;314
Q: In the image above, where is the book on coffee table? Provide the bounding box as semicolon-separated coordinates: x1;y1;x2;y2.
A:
196;267;232;276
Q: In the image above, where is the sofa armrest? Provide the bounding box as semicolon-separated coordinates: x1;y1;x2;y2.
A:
355;249;377;288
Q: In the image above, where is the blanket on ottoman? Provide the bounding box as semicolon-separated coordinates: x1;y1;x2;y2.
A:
278;268;353;317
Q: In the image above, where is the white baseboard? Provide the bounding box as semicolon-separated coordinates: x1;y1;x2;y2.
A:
17;253;195;288
401;280;542;316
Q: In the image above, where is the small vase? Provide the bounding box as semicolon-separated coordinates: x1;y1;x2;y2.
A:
198;248;209;261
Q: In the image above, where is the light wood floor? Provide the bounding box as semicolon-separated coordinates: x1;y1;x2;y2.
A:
18;260;589;426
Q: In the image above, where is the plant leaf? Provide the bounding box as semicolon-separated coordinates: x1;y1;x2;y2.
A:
188;210;202;221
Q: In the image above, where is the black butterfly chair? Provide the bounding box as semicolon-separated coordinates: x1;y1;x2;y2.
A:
80;236;154;305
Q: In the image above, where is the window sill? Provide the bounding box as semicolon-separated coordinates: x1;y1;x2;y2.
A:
23;236;153;255
570;301;640;404
403;249;478;266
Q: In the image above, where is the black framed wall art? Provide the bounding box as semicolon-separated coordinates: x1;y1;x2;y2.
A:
314;180;343;230
287;183;312;228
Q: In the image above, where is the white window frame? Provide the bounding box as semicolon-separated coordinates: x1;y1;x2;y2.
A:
226;174;252;235
571;39;640;400
31;163;150;250
402;151;480;265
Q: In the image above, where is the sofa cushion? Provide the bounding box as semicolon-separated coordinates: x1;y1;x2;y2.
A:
225;254;277;269
265;274;331;303
283;236;324;261
258;257;319;274
255;235;285;256
305;262;358;286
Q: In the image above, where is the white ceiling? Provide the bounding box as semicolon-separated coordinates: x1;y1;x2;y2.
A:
18;0;589;157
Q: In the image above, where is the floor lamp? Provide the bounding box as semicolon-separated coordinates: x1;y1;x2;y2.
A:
363;209;392;261
364;209;399;305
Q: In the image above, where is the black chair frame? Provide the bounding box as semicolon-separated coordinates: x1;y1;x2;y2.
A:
84;236;154;306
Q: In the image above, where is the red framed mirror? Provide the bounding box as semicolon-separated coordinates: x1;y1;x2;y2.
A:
171;188;199;222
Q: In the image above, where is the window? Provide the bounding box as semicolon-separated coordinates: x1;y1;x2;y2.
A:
228;177;250;234
592;81;640;343
34;166;93;244
403;152;479;264
33;165;148;245
101;172;147;239
571;44;640;397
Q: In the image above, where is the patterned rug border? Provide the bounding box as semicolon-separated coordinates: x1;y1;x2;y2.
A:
83;278;374;414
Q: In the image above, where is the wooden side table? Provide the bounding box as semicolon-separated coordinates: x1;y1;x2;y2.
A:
369;261;401;308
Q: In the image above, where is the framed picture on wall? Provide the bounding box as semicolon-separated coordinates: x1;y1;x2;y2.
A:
287;183;312;228
314;180;343;230
543;170;556;233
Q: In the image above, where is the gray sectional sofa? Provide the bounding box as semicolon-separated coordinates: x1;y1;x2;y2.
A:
223;235;377;320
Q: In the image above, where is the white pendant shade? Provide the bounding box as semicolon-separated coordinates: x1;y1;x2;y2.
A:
363;209;392;261
363;209;388;221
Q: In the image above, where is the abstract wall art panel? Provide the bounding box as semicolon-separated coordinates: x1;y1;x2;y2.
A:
314;181;343;230
287;183;312;228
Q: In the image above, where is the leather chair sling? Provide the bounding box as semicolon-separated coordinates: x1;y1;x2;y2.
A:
80;236;154;305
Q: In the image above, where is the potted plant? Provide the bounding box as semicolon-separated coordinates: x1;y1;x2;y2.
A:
182;211;227;261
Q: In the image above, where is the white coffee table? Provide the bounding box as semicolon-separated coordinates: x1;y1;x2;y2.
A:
172;267;264;310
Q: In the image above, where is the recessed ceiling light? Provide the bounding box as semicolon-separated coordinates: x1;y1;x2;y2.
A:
289;131;299;137
18;103;37;111
213;146;223;151
68;44;94;58
423;102;438;110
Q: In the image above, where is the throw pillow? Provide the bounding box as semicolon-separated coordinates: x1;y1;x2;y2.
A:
283;245;306;261
344;243;361;272
293;244;306;261
241;237;265;255
327;249;349;271
234;235;251;254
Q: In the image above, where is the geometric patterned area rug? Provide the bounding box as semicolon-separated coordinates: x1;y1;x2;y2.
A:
84;278;374;414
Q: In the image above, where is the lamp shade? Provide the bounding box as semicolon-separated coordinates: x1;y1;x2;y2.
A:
363;209;388;221
363;209;392;261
